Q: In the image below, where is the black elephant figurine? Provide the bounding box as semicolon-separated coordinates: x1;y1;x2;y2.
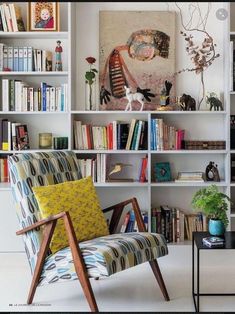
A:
179;94;196;111
206;96;223;111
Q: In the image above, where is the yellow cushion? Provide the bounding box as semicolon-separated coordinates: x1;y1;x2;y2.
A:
32;176;109;253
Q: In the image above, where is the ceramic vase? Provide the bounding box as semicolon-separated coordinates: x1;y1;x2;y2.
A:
208;219;225;236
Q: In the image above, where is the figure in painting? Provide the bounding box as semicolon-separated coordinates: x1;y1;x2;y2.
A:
35;5;54;29
100;29;171;108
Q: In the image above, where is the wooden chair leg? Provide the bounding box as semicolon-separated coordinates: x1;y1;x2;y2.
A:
27;221;57;304
149;260;170;301
63;213;99;312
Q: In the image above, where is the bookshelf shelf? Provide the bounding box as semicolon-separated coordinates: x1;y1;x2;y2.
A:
74;150;148;154
0;31;69;39
71;110;226;115
0;71;69;76
150;150;228;154
151;181;227;187
94;182;148;187
0;149;68;154
0;111;68;115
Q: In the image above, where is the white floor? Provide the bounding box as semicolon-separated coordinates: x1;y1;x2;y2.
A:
1;245;235;312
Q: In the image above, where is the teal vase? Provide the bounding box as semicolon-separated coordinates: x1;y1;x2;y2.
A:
208;219;225;236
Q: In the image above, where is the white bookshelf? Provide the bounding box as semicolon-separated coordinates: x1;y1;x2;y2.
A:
0;2;231;252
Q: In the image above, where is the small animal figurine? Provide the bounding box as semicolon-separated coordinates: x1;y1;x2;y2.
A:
124;86;145;111
206;95;223;111
179;93;196;111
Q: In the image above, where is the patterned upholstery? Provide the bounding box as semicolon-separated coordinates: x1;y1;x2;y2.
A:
8;151;82;274
39;232;168;285
9;150;168;287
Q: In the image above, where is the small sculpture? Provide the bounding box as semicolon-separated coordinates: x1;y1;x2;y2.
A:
55;40;63;71
108;163;133;182
179;94;196;111
124;85;145;111
160;80;172;106
206;94;223;111
205;161;220;182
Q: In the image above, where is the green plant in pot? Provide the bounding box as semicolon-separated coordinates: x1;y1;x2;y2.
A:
192;185;231;236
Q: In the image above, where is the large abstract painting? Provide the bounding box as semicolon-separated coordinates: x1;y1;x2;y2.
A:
99;11;176;111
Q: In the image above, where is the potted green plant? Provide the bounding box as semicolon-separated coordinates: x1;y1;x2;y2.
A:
192;185;231;236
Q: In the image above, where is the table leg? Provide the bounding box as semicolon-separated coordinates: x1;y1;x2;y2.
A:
196;247;200;312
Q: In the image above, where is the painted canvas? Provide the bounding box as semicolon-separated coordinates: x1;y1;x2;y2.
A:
99;11;176;111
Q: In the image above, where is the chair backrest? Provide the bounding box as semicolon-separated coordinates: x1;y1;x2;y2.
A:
8;151;81;274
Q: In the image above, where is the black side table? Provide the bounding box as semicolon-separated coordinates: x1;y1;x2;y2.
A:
192;231;235;312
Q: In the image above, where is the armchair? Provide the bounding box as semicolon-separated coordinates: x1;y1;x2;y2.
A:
9;151;169;312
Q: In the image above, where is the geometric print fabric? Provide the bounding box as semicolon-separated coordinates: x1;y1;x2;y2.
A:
8;151;82;273
39;232;168;285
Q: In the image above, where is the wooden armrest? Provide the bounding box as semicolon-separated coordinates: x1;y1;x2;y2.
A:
16;211;68;235
103;197;146;234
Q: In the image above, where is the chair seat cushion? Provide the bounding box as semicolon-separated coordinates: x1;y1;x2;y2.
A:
39;232;168;286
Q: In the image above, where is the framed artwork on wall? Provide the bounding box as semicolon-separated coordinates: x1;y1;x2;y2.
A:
28;2;60;31
99;11;176;111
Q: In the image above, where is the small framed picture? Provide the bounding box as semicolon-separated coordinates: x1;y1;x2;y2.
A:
28;2;60;31
154;162;172;182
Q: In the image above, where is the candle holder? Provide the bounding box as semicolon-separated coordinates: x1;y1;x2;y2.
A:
39;133;53;149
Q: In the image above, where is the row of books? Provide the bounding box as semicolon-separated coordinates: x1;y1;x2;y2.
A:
78;154;107;183
120;210;148;233
2;80;68;112
0;3;25;32
78;155;148;183
0;44;53;72
74;119;148;150
151;206;207;243
0;119;29;151
151;118;185;151
0;157;9;182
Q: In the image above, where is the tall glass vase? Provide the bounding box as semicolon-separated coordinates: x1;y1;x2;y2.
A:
85;78;97;111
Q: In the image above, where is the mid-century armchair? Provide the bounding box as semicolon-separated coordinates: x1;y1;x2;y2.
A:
9;151;169;312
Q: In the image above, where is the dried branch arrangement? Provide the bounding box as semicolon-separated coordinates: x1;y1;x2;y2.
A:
175;2;220;109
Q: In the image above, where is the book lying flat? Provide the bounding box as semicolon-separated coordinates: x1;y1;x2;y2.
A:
202;236;225;247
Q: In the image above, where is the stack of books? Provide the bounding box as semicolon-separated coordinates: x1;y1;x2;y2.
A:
202;236;225;247
0;3;25;32
74;119;148;150
151;118;185;150
175;171;204;183
183;140;226;150
0;44;53;72
0;157;9;182
0;119;29;151
2;80;68;112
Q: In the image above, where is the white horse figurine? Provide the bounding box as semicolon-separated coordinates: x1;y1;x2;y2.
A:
124;85;145;111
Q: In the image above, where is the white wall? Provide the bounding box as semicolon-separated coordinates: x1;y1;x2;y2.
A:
75;2;226;110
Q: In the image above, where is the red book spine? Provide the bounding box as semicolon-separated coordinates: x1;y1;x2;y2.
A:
3;159;8;182
139;157;148;182
86;125;92;149
107;124;110;149
109;123;113;150
179;130;185;149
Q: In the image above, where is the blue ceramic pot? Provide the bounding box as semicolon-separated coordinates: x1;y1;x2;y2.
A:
208;219;225;236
